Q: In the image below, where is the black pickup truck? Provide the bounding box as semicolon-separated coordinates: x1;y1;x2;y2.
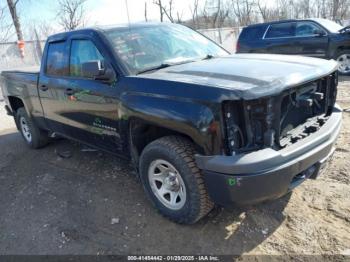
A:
0;23;342;224
237;18;350;75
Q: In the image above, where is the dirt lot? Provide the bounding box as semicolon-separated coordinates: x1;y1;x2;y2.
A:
0;77;349;257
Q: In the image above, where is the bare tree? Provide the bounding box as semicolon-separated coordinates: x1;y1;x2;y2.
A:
332;0;339;20
176;10;183;23
167;0;174;22
31;21;56;39
216;0;230;28
231;0;256;26
144;1;148;22
153;0;175;22
335;0;350;20
0;5;13;42
257;0;280;22
211;0;221;28
57;0;87;31
318;0;327;18
189;0;199;28
153;0;164;22
201;1;213;28
6;0;23;41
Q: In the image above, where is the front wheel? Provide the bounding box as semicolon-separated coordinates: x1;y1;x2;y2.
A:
335;51;350;75
139;136;214;224
15;107;49;149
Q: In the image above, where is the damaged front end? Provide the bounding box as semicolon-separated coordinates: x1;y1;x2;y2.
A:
223;72;338;155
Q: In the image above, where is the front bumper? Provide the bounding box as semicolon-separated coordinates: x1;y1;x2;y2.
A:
195;105;342;206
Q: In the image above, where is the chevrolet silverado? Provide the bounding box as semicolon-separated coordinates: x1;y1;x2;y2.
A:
0;23;342;224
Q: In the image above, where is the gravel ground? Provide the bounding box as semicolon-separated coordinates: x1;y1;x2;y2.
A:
0;77;349;258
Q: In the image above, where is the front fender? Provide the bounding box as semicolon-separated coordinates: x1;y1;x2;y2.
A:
120;93;223;155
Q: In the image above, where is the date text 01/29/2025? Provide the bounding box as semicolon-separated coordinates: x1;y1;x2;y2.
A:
127;255;220;261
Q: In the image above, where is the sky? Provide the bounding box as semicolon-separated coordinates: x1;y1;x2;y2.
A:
0;0;202;40
3;0;276;40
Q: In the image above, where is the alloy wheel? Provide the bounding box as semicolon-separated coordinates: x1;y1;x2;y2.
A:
337;53;350;74
19;116;32;143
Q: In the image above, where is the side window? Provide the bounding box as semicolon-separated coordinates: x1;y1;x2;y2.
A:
296;22;324;36
265;23;295;38
240;26;265;41
70;40;104;78
46;42;68;76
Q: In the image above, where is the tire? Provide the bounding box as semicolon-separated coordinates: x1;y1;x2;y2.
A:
15;107;49;149
335;51;350;75
139;136;214;224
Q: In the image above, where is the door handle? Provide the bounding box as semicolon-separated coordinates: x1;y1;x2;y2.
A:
40;85;48;91
65;88;74;96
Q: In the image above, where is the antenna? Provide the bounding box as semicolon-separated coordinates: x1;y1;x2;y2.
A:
125;0;131;26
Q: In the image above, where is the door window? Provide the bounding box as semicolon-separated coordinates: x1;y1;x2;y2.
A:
70;40;104;78
295;22;325;36
46;41;69;76
265;23;295;38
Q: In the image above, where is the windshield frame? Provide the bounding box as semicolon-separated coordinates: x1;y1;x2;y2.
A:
311;18;344;33
102;23;230;75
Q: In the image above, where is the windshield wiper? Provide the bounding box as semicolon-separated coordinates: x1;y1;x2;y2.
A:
137;63;172;74
137;56;216;74
137;58;198;75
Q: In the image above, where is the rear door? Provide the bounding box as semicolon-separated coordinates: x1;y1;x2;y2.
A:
38;40;70;135
293;21;329;57
262;22;296;54
237;26;267;53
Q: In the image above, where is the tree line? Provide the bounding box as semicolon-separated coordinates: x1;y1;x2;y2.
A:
177;0;350;29
1;0;350;43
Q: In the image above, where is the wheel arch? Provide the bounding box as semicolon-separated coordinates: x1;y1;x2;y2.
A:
128;118;206;169
8;96;26;114
334;46;350;58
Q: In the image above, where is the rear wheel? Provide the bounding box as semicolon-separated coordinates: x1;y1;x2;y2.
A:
139;136;214;224
15;107;49;149
336;51;350;75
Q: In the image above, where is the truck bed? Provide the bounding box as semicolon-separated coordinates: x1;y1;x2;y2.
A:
1;66;40;74
0;67;42;119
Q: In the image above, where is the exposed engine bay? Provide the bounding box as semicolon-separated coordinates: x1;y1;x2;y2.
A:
223;72;338;155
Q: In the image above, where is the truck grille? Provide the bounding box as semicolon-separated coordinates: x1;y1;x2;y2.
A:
223;72;338;154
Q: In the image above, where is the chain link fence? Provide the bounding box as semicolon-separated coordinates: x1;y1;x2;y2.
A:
199;27;241;53
0;40;45;71
0;27;241;72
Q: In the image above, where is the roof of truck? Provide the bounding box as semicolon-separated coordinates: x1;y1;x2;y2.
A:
47;22;172;42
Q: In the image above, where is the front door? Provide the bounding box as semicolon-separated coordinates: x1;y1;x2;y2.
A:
293;21;329;58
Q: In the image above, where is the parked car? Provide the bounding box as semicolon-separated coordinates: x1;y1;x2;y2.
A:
0;23;341;224
236;18;350;75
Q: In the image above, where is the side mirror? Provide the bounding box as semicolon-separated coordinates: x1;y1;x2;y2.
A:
81;60;116;83
82;60;104;78
313;29;326;37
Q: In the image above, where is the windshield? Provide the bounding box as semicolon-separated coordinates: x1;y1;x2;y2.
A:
104;24;229;74
313;18;344;33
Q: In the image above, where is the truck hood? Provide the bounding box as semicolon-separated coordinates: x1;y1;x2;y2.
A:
138;54;338;100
